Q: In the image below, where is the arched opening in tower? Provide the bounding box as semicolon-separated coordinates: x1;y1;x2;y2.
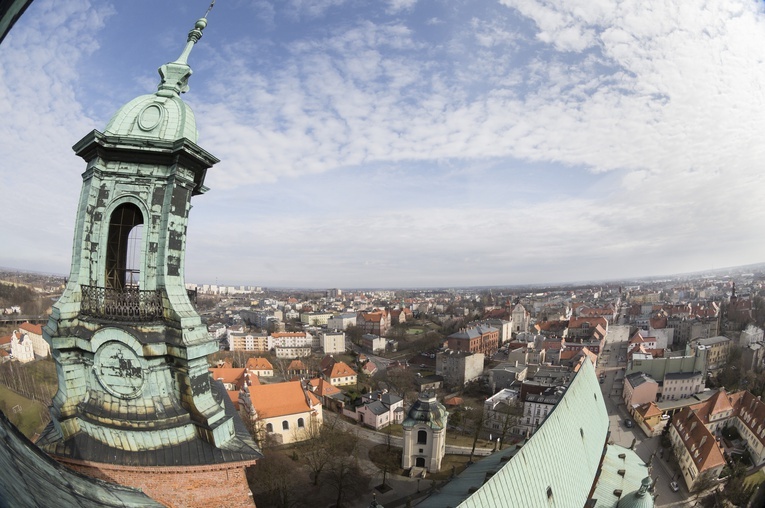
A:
105;203;144;290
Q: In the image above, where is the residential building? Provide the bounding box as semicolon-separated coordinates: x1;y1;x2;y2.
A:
354;390;405;430
301;311;333;326
357;310;390;336
436;350;484;387
691;336;731;371
275;346;311;359
566;316;608;342
323;360;357;387
286;359;308;379
740;325;764;347
361;333;386;354
661;371;703;401
669;406;726;490
320;330;345;354
447;324;499;356
228;331;268;352
268;331;314;350
483;388;522;438
308;377;344;412
208;367;248;391
633;401;664;436
240;308;283;329
741;342;765;372
518;386;564;437
487;362;528;392
326;312;357;331
669;389;765;490
476;318;512;345
245;357;274;377
623;372;659;408
416;375;444;392
242;380;323;445
628;343;708;387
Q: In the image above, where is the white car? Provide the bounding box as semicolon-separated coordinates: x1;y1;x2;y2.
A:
670;481;679;492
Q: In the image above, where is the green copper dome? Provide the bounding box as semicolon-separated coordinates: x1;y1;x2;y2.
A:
105;93;198;142
402;393;448;430
104;16;209;142
617;477;655;508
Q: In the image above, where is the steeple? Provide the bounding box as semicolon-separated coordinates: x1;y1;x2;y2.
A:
105;1;216;143
157;4;212;97
38;5;261;505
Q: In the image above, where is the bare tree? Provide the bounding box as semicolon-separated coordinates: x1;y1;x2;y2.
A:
464;405;486;463
248;452;304;508
322;432;370;508
302;420;344;485
691;471;717;501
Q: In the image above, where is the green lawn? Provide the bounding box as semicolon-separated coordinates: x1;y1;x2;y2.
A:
744;469;765;489
0;385;48;438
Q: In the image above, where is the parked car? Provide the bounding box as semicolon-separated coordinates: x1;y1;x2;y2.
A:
661;414;670;420
670;481;679;492
624;419;634;428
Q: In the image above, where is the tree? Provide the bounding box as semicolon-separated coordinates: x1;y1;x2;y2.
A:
496;398;523;449
691;470;718;501
464;405;486;463
722;462;755;506
321;432;370;508
248;452;303;508
345;325;364;346
302;420;345;486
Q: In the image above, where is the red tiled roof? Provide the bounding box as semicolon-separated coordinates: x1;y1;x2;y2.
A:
288;359;306;371
19;322;43;335
329;361;356;378
246;357;273;371
209;367;246;386
248;381;318;418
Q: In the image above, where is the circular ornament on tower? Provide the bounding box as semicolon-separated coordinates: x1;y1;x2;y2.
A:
137;103;163;131
93;338;145;399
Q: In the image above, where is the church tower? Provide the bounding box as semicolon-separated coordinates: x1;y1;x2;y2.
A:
401;393;448;473
37;9;262;507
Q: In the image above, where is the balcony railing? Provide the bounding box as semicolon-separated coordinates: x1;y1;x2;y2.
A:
81;285;164;322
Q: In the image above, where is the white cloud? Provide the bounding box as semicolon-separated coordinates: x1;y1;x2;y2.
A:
386;0;418;14
2;0;764;287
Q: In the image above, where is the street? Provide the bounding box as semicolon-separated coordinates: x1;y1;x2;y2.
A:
600;326;687;506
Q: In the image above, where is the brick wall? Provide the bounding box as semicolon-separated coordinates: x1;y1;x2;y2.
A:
59;458;258;508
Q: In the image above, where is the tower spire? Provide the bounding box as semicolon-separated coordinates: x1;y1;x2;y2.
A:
156;1;215;97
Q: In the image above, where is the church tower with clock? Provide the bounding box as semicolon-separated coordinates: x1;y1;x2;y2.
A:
37;9;262;507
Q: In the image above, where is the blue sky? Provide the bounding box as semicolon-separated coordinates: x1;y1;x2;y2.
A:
1;0;764;288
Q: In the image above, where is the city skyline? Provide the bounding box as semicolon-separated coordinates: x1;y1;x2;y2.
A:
1;0;764;288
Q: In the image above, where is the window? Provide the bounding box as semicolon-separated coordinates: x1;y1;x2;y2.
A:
282;420;289;430
418;430;427;444
298;418;305;428
266;423;273;432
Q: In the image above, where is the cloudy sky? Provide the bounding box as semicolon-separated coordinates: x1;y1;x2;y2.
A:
1;0;764;288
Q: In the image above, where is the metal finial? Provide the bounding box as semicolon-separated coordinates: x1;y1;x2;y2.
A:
204;0;216;18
